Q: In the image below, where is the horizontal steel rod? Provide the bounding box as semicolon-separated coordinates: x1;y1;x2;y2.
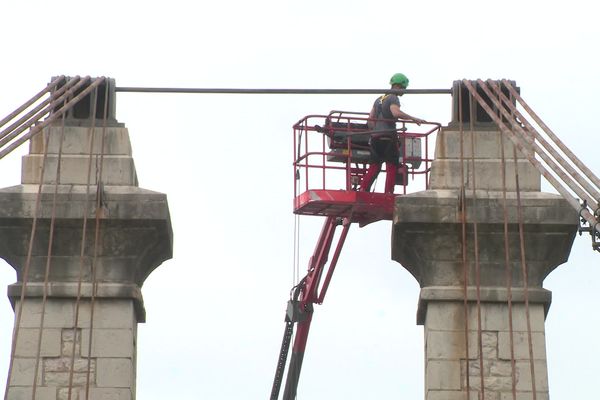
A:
115;87;452;95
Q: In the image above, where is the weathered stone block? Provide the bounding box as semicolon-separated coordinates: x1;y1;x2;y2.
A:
15;300;75;329
44;357;95;373
426;330;478;360
429;159;540;192
81;329;134;358
61;328;81;357
480;331;498;359
478;304;546;333
76;300;135;329
96;359;133;388
499;391;549;400
29;127;133;156
424;303;465;331
426;360;462;390
498;331;546;360
434;129;529;160
15;328;61;357
514;361;548;392
44;371;91;387
87;388;131;400
8;358;43;386
489;361;513;377
22;155;138;186
6;386;57;400
426;389;482;400
57;387;84;400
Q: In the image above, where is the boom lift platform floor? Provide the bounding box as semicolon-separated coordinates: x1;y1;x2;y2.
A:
294;189;395;224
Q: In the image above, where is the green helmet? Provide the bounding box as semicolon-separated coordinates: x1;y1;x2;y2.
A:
390;73;409;88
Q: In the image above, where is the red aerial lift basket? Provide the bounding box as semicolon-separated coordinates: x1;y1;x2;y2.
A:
292;110;440;225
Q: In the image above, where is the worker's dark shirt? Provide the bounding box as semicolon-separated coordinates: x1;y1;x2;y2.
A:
370;94;400;163
372;94;400;132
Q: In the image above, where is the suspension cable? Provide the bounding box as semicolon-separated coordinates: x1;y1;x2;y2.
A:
487;80;600;203
32;98;68;400
0;77;84;150
499;90;518;400
458;84;471;400
67;83;100;400
467;91;486;400
479;80;599;209
3;111;53;400
502;79;600;190
0;76;105;160
461;81;597;228
85;78;110;400
0;76;64;129
513;145;538;399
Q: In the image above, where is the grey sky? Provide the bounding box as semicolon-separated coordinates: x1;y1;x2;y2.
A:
0;0;599;398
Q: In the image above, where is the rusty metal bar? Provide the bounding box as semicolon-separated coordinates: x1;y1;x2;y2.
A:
457;85;471;400
0;76;82;144
502;79;600;190
0;76;64;128
115;87;452;95
512;145;538;399
486;80;600;205
0;77;105;160
467;91;486;400
461;80;597;227
476;80;598;208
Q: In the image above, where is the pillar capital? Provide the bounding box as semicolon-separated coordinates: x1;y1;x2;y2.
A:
392;189;577;289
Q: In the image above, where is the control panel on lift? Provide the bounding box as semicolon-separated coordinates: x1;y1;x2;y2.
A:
324;110;423;169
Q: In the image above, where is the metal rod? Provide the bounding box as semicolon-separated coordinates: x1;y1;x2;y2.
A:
512;143;538;400
486;80;600;204
502;79;600;191
477;80;598;208
462;80;597;227
0;77;81;144
317;220;351;304
115;87;452;95
0;76;64;128
457;83;471;400
0;77;105;159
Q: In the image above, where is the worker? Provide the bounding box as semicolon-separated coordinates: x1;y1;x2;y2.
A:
359;73;427;193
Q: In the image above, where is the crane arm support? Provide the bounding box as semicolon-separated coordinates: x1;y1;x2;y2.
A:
271;216;352;400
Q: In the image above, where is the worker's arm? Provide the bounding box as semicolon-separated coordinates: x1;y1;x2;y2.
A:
390;103;427;125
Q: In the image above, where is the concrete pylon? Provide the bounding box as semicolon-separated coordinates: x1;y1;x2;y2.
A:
392;81;577;400
0;78;173;400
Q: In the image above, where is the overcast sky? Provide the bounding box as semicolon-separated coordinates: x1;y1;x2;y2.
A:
1;0;599;399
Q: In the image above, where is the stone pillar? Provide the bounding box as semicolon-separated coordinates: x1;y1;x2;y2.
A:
0;79;172;400
392;93;577;400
